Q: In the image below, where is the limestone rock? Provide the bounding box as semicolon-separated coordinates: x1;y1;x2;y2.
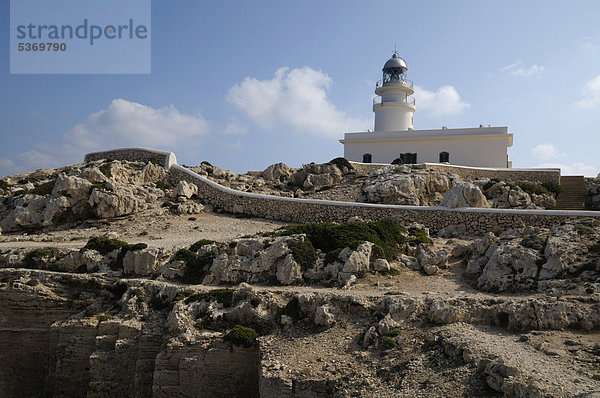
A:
373;258;390;272
441;181;490;208
314;305;335;327
417;246;448;275
339;242;373;274
276;254;303;285
89;188;149;218
359;165;452;205
172;181;198;199
174;202;204;215
123;248;165;276
262;163;292;183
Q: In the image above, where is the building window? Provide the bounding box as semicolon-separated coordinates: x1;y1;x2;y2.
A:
363;153;372;163
439;151;449;163
400;153;417;164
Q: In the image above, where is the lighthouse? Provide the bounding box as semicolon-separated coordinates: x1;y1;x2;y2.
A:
373;51;416;132
340;51;513;167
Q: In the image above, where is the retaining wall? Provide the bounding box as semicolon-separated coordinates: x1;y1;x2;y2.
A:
84;148;177;169
350;161;561;184
85;148;598;235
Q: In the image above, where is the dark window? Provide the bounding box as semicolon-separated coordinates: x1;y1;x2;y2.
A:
362;153;372;163
439;151;449;163
400;153;417;164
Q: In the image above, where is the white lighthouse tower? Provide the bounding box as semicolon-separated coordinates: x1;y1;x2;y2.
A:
373;51;416;132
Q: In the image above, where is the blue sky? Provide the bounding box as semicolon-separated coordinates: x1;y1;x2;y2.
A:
2;1;600;176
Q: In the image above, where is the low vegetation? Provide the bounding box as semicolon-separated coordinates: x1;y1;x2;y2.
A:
32;179;57;196
575;224;595;236
483;178;562;197
90;181;111;193
178;288;234;307
391;157;404;165
270;220;408;264
224;325;259;347
278;296;303;321
84;237;132;255
520;234;547;251
189;239;219;252
381;336;397;349
328;157;353;171
99;161;112;178
0;179;10;191
23;248;57;269
287;238;317;270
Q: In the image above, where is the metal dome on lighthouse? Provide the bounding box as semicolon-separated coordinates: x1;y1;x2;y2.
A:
373;50;416;132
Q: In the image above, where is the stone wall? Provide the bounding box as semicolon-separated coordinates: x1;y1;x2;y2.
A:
82;148;597;235
167;164;599;235
84;148;177;169
350;161;561;184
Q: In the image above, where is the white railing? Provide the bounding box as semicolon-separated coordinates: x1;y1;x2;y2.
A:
373;96;416;106
376;78;414;89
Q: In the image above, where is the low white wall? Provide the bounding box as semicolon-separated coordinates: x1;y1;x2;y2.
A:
85;148;598;234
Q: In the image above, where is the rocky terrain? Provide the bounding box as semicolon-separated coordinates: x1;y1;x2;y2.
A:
1;158;600;397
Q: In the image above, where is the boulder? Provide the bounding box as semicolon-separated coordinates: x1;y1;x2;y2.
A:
263;163;292;183
172;181;198;199
123;248;164;276
340;242;373;274
441;181;490;208
276;254;303;285
417;246;448;275
373;258;391;272
88;188;149;218
314;305;335;327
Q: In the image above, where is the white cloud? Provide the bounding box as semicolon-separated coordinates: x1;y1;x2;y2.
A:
531;143;565;161
228;67;370;137
69;99;209;147
223;121;248;135
413;85;470;117
0;99;210;176
501;61;545;77
536;162;598;177
574;75;600;109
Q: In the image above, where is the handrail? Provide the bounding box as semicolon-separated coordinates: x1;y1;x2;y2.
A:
376;79;414;89
373;96;416;106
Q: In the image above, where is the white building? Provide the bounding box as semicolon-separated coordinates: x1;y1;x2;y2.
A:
340;52;513;168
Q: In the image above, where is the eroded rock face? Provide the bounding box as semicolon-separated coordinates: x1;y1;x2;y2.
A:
441;181;490;209
0;160;170;231
360;165;453;206
465;222;600;292
263;163;292;183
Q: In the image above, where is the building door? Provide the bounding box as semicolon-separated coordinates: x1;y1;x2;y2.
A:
363;153;372;163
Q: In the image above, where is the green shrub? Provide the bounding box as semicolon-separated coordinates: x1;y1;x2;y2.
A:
184;288;234;307
23;248;55;268
162;201;175;208
90;181;111;193
224;325;258;347
541;181;562;196
287;238;317;270
32;179;56;196
408;227;431;245
189;239;218;252
391;157;404;165
0;180;9;191
99;162;112;178
173;290;194;302
13;189;28;196
196;316;230;331
181;251;216;284
575;224;595;236
381;336;397;349
278;297;303;321
149;294;172;310
271;219;407;263
95;313;111;322
387;328;402;337
520;234;547;251
155;181;171;191
173;248;197;262
327;157;353;171
84;237;131;255
149;157;160;166
411;165;425;170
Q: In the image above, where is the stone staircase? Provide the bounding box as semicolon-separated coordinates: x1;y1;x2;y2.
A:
553;176;587;210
